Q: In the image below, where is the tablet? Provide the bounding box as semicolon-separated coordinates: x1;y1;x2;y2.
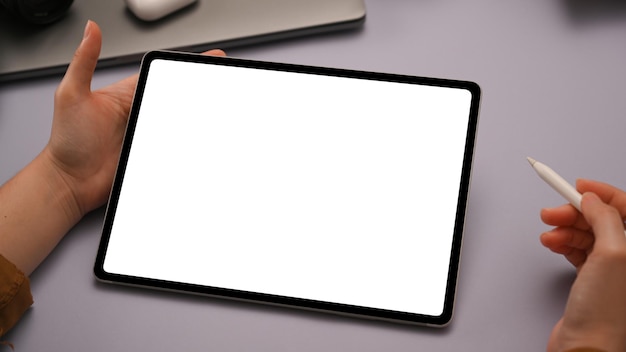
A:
94;50;481;327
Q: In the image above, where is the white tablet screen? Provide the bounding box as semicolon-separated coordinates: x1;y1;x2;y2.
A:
96;52;480;326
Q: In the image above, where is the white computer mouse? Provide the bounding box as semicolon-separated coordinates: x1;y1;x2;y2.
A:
125;0;198;21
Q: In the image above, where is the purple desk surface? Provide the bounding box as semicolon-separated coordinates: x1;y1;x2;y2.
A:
2;1;626;350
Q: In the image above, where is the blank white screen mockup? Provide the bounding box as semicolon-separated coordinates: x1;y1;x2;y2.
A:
103;59;472;317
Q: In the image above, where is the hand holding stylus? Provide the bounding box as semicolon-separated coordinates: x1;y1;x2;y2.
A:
528;157;626;236
530;159;626;351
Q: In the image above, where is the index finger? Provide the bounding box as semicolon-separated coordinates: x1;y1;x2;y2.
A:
202;49;226;57
541;204;590;231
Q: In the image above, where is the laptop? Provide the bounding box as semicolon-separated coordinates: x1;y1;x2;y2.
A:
0;0;365;82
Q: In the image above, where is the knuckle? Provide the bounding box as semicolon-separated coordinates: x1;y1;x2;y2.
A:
597;247;626;263
54;83;69;102
54;81;77;106
592;203;621;222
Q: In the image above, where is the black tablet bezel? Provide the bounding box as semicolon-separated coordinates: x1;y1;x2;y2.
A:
94;50;481;327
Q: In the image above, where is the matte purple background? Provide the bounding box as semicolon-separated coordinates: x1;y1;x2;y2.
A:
2;1;626;350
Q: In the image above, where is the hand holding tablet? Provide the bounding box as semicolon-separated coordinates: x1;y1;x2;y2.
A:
94;51;481;327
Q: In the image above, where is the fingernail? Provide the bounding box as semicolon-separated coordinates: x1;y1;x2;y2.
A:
83;20;92;40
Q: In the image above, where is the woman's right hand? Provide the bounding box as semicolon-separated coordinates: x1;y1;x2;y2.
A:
540;179;626;351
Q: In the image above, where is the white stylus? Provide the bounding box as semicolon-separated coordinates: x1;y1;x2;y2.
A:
527;157;582;212
528;157;626;236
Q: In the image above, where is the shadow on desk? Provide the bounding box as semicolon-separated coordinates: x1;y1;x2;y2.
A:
93;277;453;336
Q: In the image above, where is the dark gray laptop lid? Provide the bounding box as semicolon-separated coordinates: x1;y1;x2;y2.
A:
0;0;365;82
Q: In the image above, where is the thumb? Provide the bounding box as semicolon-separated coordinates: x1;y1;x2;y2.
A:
58;20;102;98
581;192;626;249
